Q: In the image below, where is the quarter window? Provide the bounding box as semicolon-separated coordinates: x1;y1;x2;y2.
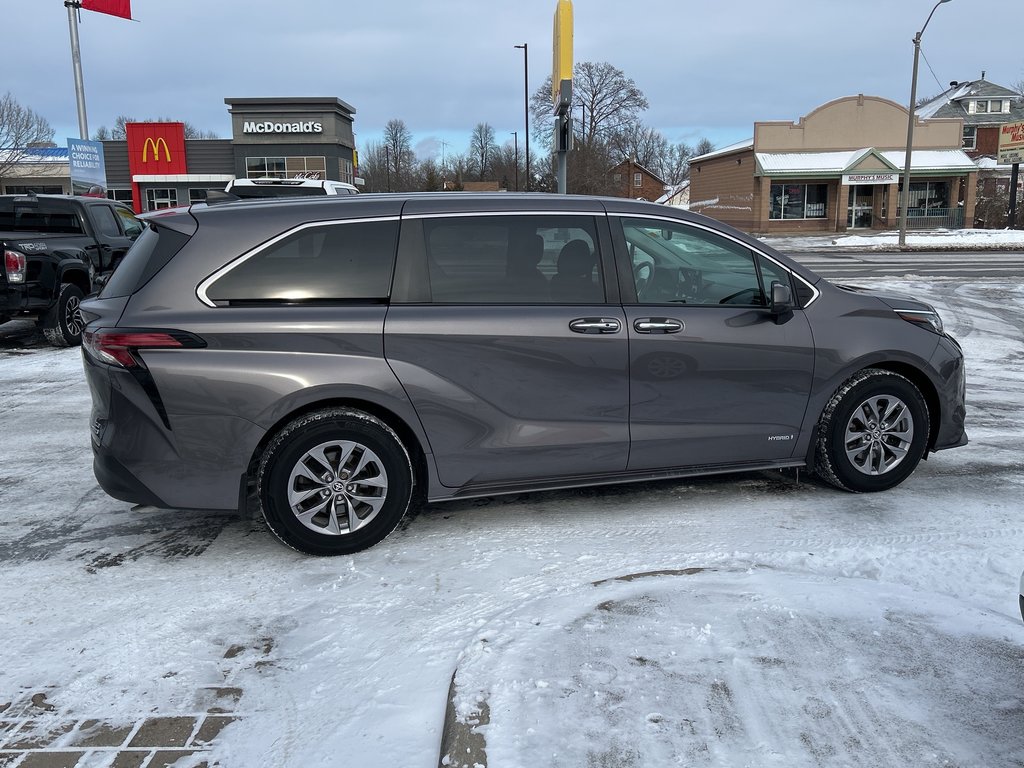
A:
203;220;399;305
420;215;603;304
621;218;787;307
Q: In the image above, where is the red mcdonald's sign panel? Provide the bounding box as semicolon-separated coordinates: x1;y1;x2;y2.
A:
126;123;188;212
126;122;187;177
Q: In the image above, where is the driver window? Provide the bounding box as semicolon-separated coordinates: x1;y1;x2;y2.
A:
621;218;766;306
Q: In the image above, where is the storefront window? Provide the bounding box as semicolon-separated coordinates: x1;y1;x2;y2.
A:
145;188;178;210
246;156;326;179
770;183;828;219
903;181;950;214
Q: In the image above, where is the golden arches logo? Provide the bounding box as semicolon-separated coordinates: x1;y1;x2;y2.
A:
142;137;171;162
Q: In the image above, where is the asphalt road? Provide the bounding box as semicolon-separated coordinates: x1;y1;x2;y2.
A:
786;250;1024;279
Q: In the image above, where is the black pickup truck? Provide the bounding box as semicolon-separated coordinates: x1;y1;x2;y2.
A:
1;194;143;346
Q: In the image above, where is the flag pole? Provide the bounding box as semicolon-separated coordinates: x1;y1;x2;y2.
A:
65;0;90;139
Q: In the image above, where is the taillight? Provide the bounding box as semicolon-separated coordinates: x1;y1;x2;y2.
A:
4;249;26;283
82;328;206;368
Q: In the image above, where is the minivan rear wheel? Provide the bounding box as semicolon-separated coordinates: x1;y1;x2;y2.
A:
816;369;930;492
257;408;413;555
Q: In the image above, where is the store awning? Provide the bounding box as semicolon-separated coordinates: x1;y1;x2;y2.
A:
755;148;977;177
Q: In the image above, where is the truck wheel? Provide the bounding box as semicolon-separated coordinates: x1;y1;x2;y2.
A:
43;283;86;347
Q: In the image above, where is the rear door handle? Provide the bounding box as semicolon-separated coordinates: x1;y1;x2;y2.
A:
634;317;684;334
569;317;621;334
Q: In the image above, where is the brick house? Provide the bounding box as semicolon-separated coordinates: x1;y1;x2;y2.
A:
688;94;978;235
607;158;666;201
918;76;1024;228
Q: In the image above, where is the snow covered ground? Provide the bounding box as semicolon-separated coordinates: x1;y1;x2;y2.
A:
761;227;1024;253
1;277;1023;767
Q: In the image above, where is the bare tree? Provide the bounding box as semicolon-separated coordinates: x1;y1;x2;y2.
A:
612;120;668;171
530;61;649;151
694;138;715;157
468;122;498;181
659;142;694;186
382;119;416;189
95;114;219;140
0;92;56;179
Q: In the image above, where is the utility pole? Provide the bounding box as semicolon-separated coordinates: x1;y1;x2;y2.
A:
514;43;529;192
65;0;89;139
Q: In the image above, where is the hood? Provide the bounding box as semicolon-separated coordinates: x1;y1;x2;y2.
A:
833;283;934;313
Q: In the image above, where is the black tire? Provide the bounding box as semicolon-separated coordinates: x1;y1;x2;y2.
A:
257;408;414;555
815;368;930;493
43;283;86;347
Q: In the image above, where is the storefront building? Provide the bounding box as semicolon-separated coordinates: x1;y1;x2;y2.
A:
97;96;357;212
689;95;978;234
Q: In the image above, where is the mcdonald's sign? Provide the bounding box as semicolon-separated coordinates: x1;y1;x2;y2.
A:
142;137;171;163
126;122;187;177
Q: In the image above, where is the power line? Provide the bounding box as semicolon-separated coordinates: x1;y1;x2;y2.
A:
918;45;947;96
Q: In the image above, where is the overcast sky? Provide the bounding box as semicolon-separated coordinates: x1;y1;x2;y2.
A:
5;0;1022;159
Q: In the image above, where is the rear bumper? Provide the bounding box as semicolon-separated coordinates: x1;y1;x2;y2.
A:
93;442;169;508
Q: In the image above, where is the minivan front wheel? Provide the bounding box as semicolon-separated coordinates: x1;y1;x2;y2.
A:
816;369;930;492
258;408;414;555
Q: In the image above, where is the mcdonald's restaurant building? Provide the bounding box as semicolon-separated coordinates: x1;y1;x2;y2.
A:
689;95;979;235
99;97;357;212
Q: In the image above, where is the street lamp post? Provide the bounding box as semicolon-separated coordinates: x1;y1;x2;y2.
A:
898;0;952;249
512;131;519;191
514;43;530;192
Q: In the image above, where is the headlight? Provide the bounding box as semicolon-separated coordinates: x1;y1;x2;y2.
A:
895;308;944;335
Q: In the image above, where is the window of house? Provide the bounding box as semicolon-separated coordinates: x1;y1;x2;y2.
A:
975;100;988;113
769;183;828;219
613;174;622;183
421;215;603;304
633;172;643;188
145;188;178;210
962;126;977;150
203;220;399;305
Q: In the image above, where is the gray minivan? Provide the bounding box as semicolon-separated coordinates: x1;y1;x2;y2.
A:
80;194;967;555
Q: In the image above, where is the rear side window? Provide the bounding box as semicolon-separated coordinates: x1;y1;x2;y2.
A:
420;215;603;303
202;219;398;305
100;225;191;298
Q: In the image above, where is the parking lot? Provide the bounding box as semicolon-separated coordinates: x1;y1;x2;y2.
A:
2;276;1023;767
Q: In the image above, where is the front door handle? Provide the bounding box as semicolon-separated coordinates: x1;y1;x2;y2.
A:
569;317;621;334
634;317;684;334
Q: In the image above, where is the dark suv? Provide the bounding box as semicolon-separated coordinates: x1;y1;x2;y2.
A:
80;194;967;555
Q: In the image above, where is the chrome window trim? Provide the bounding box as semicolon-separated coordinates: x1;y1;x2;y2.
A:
401;210;601;220
607;212;821;308
195;215;401;308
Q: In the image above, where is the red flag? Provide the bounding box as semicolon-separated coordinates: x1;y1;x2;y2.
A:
80;0;132;20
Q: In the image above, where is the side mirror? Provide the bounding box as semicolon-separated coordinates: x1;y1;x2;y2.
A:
770;281;793;317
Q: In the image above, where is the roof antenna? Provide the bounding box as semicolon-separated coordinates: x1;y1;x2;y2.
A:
981;70;986;79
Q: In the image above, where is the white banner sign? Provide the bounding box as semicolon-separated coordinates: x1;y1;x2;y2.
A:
998;121;1024;165
842;173;899;185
